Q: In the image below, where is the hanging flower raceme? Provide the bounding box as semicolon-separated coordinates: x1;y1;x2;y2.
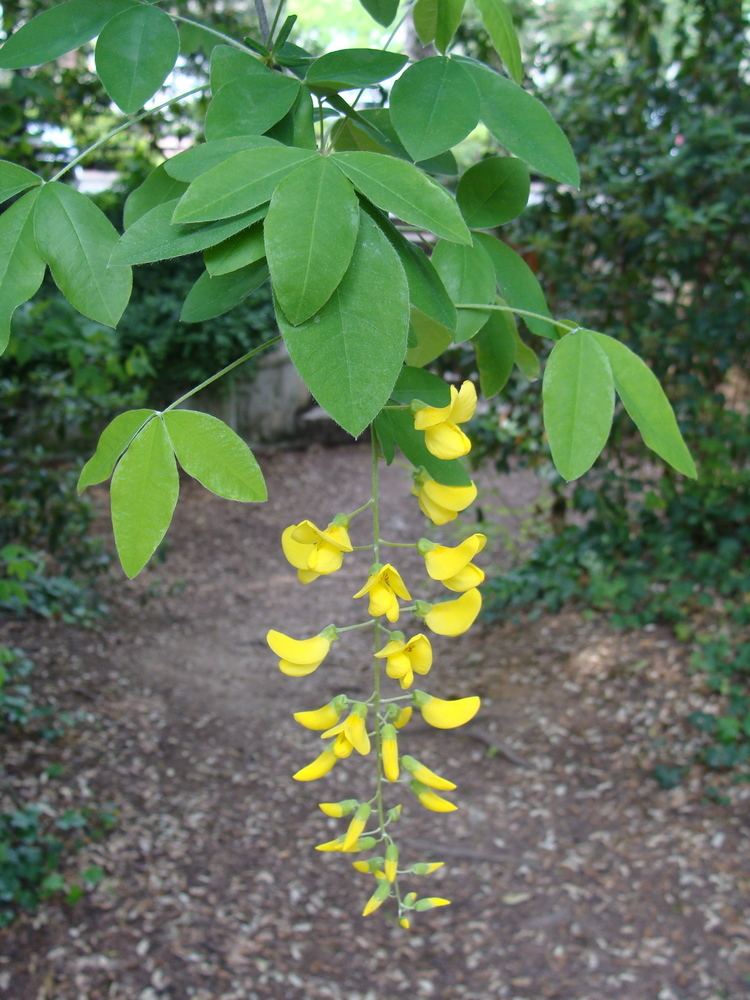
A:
269;374;484;926
413;381;477;460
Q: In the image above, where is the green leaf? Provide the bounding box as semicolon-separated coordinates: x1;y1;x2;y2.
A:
407;308;453;367
357;0;400;27
542;329;614;481
305;49;407;91
123;165;187;229
431;237;496;341
354;108;459;175
474;0;523;83
0;0;136;69
391;367;451;406
457;156;530;229
204;224;265;276
475;233;554;338
110;416;179;579
180;261;269;323
390;57;480;162
164;136;280;183
474;310;516;397
277;210;409;437
112;200;266;265
204;73;300;141
462;60;579;187
592;333;697;478
173;146;317;224
78;409;155;492
34;182;132;328
513;328;540;380
95;5;179;114
0;189;46;354
413;0;437;44
210;45;267;90
435;0;466;53
266;88;317;150
332;151;470;245
0;160;41;206
163;410;267;501
265;156;360;325
375;408;471;485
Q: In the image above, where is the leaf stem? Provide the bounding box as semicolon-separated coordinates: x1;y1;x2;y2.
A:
163;336;281;414
351;5;413;111
48;85;208;183
336;619;377;634
455;302;556;329
170;13;258;54
254;0;271;42
379;539;416;548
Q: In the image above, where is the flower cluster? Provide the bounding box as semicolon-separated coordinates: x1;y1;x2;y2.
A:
266;380;483;926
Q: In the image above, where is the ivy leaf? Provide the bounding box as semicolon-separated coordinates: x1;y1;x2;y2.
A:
163;411;267;501
110;417;179;579
173;147;317;224
542;329;614;481
0;0;136;69
265;156;360;325
112;200;266;266
164;136;281;183
593;333;697;478
0;189;46;355
0;160;41;206
204;224;265;276
332;150;470;245
474;0;523;83
474;310;516;397
431;237;496;341
180;262;269;323
357;0;400;27
475;233;555;338
457;156;530;229
462;60;580;187
95;5;179;114
375;409;471;486
78;409;155;493
277;211;409;438
123;164;187;229
204;73;301;141
390;57;480;162
305;49;407;91
34;182;132;328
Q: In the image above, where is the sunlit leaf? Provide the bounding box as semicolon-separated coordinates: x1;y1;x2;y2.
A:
0;160;41;207
431;237;496;341
123;165;187;229
204;224;265;276
305;49;407;91
205;73;300;141
95;5;179;114
78;409;155;493
475;0;523;83
164;136;280;183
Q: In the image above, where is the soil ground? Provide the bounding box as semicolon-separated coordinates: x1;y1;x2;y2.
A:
2;443;749;1000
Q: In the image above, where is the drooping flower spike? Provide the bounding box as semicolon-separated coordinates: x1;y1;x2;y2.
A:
269;374;483;926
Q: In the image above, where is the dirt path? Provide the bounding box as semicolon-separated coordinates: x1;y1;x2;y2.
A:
2;443;749;1000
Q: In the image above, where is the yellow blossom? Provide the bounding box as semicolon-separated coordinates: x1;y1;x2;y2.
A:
318;799;358;818
393;706;412;729
381;724;400;781
418;588;482;636
414;897;451;911
353;563;411;623
281;518;352;584
266;626;335;677
413;690;481;729
294;695;347;731
413;381;477;460
410;779;457;813
322;703;371;756
362;880;390;916
399;916;411;929
402;755;456;791
342;803;371;851
420;533;487;592
410;862;445;875
384;843;399;882
413;476;478;526
375;632;432;689
292;748;338;782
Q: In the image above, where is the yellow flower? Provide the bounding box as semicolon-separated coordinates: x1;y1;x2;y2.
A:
321;703;371;756
401;755;456;791
393;706;412;729
418;588;482;636
292;748;338;782
374;632;432;689
362;879;390;916
381;724;400;781
413;381;477;460
351;857;385;876
342;803;371;850
353;563;411;623
316;834;376;853
413;690;481;729
318;799;358;818
399;916;411;929
420;533;487;592
384;843;399;882
294;695;348;731
266;626;336;677
410;779;457;813
413;476;477;526
410;862;445;875
414;897;451;911
281;518;352;584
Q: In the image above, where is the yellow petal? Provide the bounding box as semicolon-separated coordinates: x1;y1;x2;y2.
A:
323;523;353;552
345;714;371;756
332;732;354;758
278;658;319;677
293;749;337;781
297;568;320;584
385;651;411;679
281;524;314;570
423;588;482;637
293;701;343;731
398;668;414;690
382;727;399;781
405;634;432;674
412;782;457;813
375;638;406;659
408;759;456;791
417;491;457;526
450;380;477;424
342;815;366;851
424;421;472;461
368;581;399;620
266;629;330;667
315;838;347;852
441;562;485;593
413;393;454;430
384;564;411;600
308;543;344;574
421;478;477;513
394;706;412;729
424;533;487;581
419;693;481;729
